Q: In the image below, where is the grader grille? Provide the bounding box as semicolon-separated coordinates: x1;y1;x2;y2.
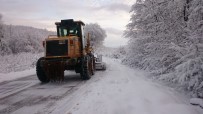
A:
46;40;68;56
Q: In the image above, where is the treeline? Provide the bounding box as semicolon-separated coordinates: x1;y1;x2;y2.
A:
0;16;55;55
1;25;55;55
124;0;203;97
0;15;107;56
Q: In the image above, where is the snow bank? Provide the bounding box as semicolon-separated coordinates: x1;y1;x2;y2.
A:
0;52;41;82
0;68;35;83
190;98;203;108
0;52;43;73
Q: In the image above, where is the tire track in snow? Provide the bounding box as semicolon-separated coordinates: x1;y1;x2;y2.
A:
0;71;101;114
0;75;38;100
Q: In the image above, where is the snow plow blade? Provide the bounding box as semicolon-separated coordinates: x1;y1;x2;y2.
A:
95;55;106;70
95;62;106;70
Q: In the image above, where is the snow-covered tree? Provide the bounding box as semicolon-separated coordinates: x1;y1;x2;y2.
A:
125;0;185;70
175;0;203;97
124;0;203;97
187;0;203;52
0;14;12;55
84;23;107;48
0;21;55;55
0;14;3;39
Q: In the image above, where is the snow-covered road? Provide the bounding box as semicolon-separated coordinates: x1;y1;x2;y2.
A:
67;58;203;114
0;58;202;114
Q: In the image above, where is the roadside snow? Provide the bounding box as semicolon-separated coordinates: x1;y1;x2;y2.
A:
0;52;42;73
0;68;36;83
0;52;41;83
0;57;202;114
190;98;203;108
66;58;202;114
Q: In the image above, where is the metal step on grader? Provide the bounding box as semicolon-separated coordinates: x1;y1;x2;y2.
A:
36;19;106;82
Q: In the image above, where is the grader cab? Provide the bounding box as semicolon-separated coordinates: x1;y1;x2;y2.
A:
36;19;102;82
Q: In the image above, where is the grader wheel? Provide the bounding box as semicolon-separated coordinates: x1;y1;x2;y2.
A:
80;57;92;80
36;57;50;83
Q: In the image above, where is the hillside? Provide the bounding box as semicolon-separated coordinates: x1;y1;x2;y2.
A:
0;24;55;55
0;24;55;73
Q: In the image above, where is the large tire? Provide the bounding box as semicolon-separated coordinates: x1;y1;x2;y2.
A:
36;57;50;83
80;56;91;80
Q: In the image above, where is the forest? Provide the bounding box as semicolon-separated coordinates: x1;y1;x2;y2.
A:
123;0;203;98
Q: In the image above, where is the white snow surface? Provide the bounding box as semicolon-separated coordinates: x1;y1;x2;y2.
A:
0;57;202;114
0;68;35;83
58;58;201;114
190;98;203;108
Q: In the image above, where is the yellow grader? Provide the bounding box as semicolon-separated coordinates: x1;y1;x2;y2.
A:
36;19;105;82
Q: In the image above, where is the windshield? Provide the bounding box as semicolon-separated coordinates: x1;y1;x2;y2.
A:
58;26;78;37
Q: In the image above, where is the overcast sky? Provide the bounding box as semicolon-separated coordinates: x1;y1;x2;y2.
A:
0;0;134;47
